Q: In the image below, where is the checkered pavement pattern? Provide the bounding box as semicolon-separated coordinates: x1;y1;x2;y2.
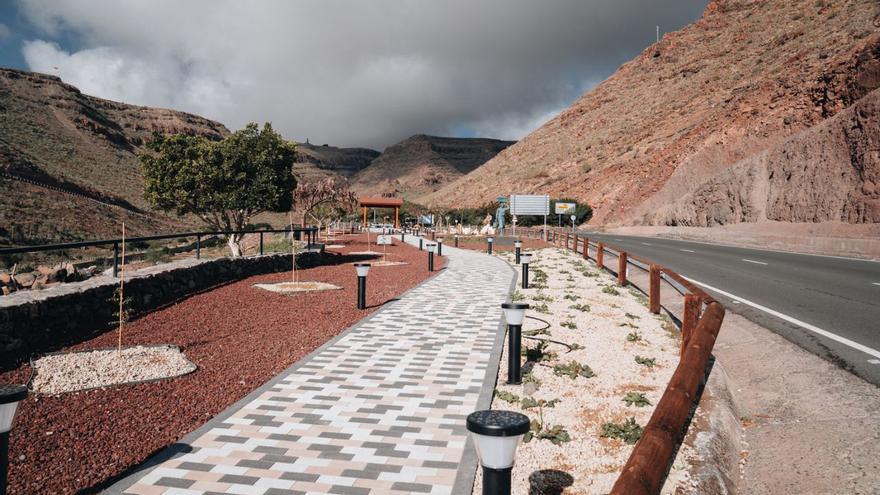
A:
119;239;513;495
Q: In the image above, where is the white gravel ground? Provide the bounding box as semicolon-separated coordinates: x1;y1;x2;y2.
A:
253;281;342;293
32;345;197;395
473;247;696;494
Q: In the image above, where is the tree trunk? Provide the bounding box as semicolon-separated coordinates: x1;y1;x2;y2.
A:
227;233;243;257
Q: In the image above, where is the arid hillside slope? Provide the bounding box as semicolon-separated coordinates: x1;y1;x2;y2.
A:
426;0;880;230
293;142;380;183
0;68;229;245
352;134;514;200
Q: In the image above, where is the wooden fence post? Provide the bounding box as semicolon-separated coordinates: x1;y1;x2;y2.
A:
618;252;627;286
681;294;701;356
566;232;570;250
583;237;589;259
649;265;661;314
597;243;604;268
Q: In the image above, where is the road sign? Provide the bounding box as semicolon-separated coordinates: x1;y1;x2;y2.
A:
377;235;392;245
555;202;576;214
510;195;550;216
570;215;576;222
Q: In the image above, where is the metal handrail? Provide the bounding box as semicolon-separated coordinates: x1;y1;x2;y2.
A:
0;227;319;278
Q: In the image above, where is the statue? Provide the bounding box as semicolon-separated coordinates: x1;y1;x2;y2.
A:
494;203;508;231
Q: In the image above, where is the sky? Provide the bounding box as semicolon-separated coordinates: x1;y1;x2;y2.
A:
0;1;707;150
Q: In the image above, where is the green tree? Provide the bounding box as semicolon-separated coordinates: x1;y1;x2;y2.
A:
141;122;296;257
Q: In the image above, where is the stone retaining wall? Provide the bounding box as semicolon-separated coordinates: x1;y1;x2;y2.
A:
0;253;317;370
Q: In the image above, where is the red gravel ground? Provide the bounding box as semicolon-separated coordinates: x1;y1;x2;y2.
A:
0;234;444;495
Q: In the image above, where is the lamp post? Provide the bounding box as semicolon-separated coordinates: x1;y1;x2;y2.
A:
466;410;530;495
501;303;529;384
487;236;494;255
437;238;443;257
520;253;531;289
0;385;27;495
514;240;522;264
427;243;436;272
354;263;370;310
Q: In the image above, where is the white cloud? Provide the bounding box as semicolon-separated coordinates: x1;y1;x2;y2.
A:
0;22;11;40
16;0;706;149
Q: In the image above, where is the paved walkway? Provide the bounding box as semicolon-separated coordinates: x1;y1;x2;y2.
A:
111;237;514;495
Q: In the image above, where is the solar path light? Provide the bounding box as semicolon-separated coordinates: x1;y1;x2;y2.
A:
437;238;443;257
514;240;522;264
454;235;459;247
501;303;529;384
466;409;530;495
487;236;494;255
427;243;437;272
0;385;27;495
520;253;532;289
419;237;424;251
354;263;370;310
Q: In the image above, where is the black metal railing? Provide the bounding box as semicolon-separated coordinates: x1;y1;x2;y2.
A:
0;227;319;277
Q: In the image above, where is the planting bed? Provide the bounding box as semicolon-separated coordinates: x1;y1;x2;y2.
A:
451;235;548;252
474;247;697;494
0;234;442;495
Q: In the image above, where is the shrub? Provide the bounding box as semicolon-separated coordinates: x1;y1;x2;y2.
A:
600;417;643;444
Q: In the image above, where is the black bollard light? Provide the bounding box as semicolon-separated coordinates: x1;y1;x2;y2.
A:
520;253;532;289
419;237;423;251
437;238;443;257
487;236;494;255
466;409;530;495
401;231;405;242
454;235;459;247
427;243;436;272
354;263;370;309
0;385;27;495
514;240;522;264
501;302;529;384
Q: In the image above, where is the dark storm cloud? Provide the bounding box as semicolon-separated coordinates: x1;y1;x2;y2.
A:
16;0;707;148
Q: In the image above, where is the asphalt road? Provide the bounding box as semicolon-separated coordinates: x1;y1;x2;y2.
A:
579;232;880;386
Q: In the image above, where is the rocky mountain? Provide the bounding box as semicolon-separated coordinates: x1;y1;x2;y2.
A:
0;68;229;245
351;134;514;201
425;0;880;232
293;142;380;183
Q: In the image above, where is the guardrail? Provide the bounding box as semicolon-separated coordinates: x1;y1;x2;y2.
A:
547;227;725;495
0;227;319;278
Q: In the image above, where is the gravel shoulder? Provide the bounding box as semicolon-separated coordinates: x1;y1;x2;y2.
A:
474;247;697;494
0;234;443;495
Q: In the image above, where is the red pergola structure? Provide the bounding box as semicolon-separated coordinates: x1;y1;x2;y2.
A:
359;196;404;228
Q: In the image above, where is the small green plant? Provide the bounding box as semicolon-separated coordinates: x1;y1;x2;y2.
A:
109;287;134;327
495;390;520;404
626;332;642;342
512;291;525;302
625;312;640;320
521;397;560;409
563;293;579;301
568;343;585;351
569;303;591;312
635;355;656;368
533;292;555;302
619;322;639;329
602;285;620;296
553;361;595;379
623;392;651;407
523;372;542;386
523;340;556;362
600;417;643;444
143;246;172;265
525;421;572;445
532;302;551;314
560;319;577;330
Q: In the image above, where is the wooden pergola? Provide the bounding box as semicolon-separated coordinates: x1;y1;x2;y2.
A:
359;196;404;228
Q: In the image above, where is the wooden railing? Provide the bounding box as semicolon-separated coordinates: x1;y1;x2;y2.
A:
548;228;725;495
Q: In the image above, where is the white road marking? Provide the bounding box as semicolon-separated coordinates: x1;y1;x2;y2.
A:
615;238;623;241
869;359;880;365
742;259;768;265
680;249;696;253
683;276;880;360
873;282;880;286
641;242;653;246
